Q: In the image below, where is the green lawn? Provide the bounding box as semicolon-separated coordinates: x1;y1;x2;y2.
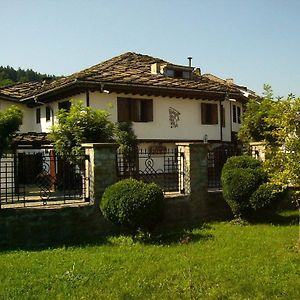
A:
0;211;299;300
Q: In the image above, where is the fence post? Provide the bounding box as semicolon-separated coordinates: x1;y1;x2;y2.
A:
82;143;118;208
176;143;208;219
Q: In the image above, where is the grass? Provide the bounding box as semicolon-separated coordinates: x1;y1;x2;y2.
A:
0;210;299;300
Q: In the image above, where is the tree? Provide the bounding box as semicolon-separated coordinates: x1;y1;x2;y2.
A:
115;122;138;176
0;65;57;87
238;84;280;145
0;106;23;157
50;101;115;164
239;86;300;246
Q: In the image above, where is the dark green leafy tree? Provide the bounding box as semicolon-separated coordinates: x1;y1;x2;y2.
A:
0;106;23;157
239;85;300;244
50;101;115;164
0;65;57;87
115;122;138;176
238;84;280;145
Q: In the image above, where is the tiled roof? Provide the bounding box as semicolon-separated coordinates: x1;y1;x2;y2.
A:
0;82;45;99
0;52;246;101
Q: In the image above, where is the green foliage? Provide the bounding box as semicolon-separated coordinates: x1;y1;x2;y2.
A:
0;65;56;87
50;101;115;164
238;93;279;145
222;155;262;174
250;183;285;211
115;122;138;157
100;178;164;232
115;122;138;176
221;156;267;218
0;106;23;157
262;97;300;189
239;85;300;189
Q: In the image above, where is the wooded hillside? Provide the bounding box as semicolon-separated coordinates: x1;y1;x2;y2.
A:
0;66;57;87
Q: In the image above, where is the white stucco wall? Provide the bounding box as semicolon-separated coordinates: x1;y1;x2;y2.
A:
2;91;244;142
0;100;34;133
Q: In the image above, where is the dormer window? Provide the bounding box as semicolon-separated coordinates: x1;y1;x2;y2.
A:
151;62;200;80
165;68;191;79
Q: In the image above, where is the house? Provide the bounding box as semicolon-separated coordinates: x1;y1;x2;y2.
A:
0;52;252;149
0;52;255;204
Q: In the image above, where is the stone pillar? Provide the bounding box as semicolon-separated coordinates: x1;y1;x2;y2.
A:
82;143;118;208
176;143;208;220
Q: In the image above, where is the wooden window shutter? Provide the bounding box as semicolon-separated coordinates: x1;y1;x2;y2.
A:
201;103;207;124
130;100;139;122
211;104;218;124
237;106;241;124
144;100;153;122
221;105;225;127
36;108;41;124
117;98;130;122
233;105;237;123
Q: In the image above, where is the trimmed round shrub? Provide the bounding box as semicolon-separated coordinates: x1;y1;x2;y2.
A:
222;155;262;174
100;179;164;231
221;155;267;218
250;183;285;211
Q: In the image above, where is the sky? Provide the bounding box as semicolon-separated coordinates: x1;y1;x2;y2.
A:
1;0;300;97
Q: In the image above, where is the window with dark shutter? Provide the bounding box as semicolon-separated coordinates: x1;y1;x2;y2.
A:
117;98;153;122
237;106;241;124
221;105;225;127
233;104;237;123
58;100;71;111
46;107;51;121
201;103;218;125
117;98;130;122
140;100;153;122
36;108;41;124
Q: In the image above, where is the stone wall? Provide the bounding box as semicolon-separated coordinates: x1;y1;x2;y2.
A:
0;142;231;248
0;205;117;249
162;143;231;226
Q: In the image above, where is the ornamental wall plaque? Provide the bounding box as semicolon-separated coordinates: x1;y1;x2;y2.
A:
169;107;180;128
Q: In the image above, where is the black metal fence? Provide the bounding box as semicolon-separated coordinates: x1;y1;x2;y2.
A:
117;148;187;193
207;145;240;188
0;149;90;209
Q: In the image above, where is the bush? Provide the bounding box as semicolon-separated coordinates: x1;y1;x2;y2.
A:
100;179;164;232
222;155;262;174
221;156;267;218
250;183;285;211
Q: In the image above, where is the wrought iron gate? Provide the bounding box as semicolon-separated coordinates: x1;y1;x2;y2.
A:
117;148;187;193
207;145;240;188
0;149;90;209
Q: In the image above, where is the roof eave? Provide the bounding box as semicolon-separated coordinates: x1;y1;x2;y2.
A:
20;80;247;103
0;93;22;103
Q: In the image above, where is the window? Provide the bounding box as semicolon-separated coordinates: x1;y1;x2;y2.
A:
174;70;183;78
36;108;41;124
165;68;191;79
232;105;241;124
221;105;225;127
46;107;51;122
233;105;237;123
58;100;71;111
237;106;241;124
201;103;218;125
117;98;153;122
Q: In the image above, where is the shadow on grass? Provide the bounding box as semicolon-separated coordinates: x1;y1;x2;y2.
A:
0;223;213;253
247;209;299;226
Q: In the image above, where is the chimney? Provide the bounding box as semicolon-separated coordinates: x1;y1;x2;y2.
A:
151;63;160;74
226;78;234;85
187;57;192;67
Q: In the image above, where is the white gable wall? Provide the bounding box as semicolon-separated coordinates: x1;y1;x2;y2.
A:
0;100;35;133
2;91;243;142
